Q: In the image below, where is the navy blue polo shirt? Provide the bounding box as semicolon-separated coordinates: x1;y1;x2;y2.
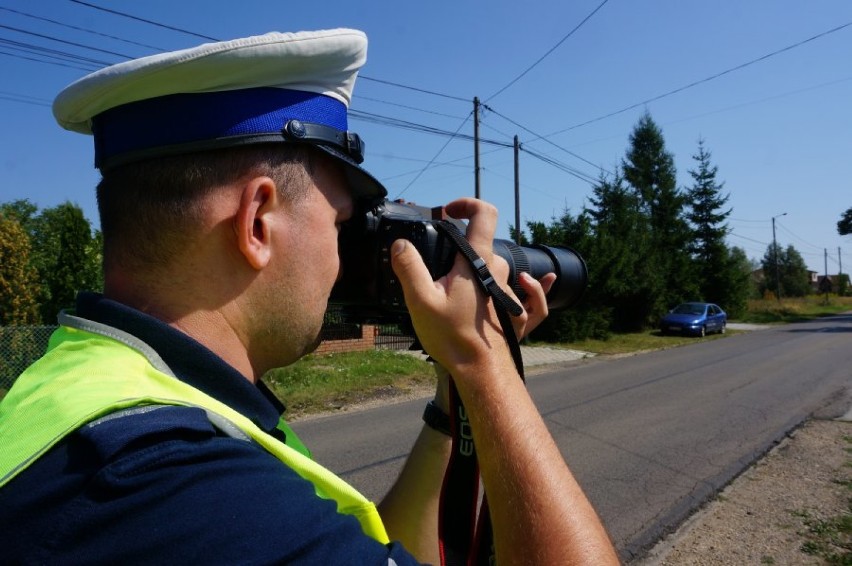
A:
0;292;419;565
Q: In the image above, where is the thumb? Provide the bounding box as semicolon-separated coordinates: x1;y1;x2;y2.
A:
390;239;437;309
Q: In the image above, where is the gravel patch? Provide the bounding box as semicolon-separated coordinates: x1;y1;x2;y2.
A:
634;419;852;565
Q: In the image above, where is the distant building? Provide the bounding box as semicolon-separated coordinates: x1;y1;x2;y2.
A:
751;269;849;296
812;273;850;294
808;270;819;286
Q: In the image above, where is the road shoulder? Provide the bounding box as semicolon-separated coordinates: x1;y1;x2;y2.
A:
634;418;852;565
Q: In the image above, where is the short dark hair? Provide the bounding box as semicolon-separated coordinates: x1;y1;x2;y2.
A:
96;144;315;275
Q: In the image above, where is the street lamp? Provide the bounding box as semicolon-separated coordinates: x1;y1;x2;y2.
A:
772;212;787;300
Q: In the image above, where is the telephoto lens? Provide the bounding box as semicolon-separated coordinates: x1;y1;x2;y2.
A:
491;240;587;310
331;199;588;322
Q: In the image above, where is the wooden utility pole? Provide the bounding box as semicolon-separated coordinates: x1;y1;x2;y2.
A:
514;135;521;244
473;97;481;199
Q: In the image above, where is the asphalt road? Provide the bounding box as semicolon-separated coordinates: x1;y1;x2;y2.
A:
290;314;852;563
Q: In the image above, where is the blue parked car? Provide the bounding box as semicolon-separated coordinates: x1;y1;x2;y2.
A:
659;302;727;337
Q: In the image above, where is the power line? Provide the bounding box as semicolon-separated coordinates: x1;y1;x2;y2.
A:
0;36;112;65
68;0;218;41
776;222;826;251
394;112;474;199
477;118;516;141
358;75;469;103
483;103;611;175
0;89;51;104
353;108;601;187
354;95;467;120
661;75;852;129
0;23;133;60
486;0;611;102
480;166;562;203
520;147;599;186
728;231;768;246
730;217;770;223
0;49;98;72
350;109;511;148
547;20;852;137
0;6;166;52
0;93;50;107
372;152;471;169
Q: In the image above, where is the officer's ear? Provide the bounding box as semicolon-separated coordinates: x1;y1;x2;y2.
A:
233;176;278;270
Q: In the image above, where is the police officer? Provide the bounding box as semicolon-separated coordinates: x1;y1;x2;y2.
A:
0;29;618;564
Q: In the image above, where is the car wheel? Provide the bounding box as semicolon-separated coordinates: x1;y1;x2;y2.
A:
699;326;706;338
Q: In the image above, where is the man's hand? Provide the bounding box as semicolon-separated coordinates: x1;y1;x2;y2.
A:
389;198;552;374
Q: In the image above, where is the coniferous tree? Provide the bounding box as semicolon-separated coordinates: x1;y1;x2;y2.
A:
622;113;695;322
684;139;748;314
583;170;653;332
525;209;610;341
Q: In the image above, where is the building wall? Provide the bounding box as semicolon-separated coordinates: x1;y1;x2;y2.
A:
314;324;377;355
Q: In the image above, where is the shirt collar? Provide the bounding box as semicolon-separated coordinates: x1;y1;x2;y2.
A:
75;292;285;433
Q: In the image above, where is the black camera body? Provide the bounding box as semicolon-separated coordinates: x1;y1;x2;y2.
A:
330;199;588;323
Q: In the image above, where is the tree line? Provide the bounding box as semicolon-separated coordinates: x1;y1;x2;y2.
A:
519;112;815;343
0;112;832;336
0;200;102;326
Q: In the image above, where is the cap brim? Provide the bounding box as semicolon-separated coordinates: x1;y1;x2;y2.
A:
315;144;387;201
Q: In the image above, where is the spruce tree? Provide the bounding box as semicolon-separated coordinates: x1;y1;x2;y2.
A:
685;139;747;312
583;170;654;331
622;113;694;322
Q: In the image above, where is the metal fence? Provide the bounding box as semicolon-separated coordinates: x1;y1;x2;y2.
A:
322;307;416;351
375;324;416;351
0;325;56;391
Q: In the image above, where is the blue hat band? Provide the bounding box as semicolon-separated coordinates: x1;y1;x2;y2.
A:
92;87;348;169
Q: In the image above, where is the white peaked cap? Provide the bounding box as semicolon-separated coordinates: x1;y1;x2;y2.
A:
52;29;387;199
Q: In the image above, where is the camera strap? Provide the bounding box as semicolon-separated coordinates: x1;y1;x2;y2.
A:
433;221;526;566
435;222;524;321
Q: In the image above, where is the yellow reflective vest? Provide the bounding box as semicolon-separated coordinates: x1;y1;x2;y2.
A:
0;313;389;544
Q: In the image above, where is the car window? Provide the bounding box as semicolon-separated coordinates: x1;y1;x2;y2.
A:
674;304;705;315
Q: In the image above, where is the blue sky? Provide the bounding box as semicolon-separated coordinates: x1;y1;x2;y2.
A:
1;0;850;275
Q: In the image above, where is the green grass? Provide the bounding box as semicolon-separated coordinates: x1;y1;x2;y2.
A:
797;501;852;563
532;328;731;356
263;350;435;418
738;296;852;324
795;434;852;564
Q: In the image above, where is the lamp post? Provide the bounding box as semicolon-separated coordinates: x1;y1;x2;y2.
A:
772;212;787;300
